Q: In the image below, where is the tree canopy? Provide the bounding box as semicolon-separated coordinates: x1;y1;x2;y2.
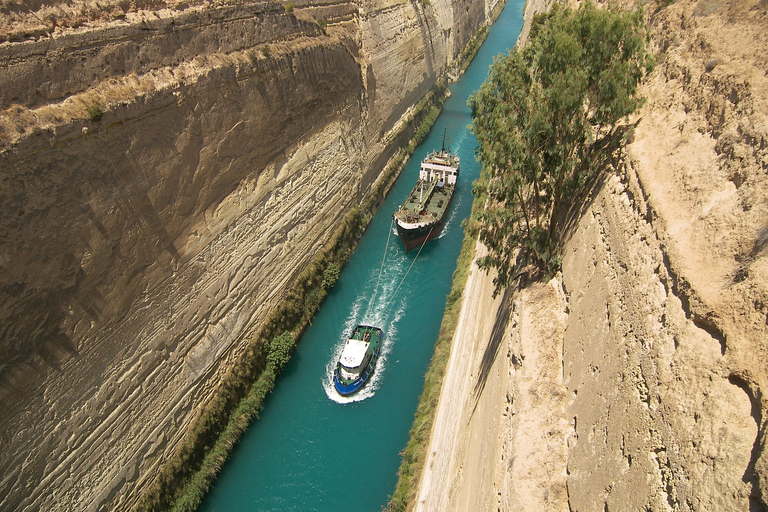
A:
468;1;652;293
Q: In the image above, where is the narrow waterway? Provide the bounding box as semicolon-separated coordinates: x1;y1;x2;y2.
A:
199;3;524;510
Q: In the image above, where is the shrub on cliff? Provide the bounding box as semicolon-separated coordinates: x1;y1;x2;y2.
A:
468;1;653;293
85;104;103;122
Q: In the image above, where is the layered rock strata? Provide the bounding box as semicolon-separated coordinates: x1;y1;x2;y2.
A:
0;0;502;509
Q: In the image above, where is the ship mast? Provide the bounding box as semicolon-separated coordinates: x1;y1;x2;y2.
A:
441;124;447;153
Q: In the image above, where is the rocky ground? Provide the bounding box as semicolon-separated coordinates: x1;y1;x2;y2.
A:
417;0;768;510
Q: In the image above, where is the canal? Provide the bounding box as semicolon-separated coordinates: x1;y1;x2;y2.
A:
200;1;525;509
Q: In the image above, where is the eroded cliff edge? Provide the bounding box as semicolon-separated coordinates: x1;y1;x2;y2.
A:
0;0;503;509
417;0;768;510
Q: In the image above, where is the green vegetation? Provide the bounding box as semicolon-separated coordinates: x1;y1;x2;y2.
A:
408;84;447;151
284;1;293;12
414;105;441;145
267;331;296;373
85;104;103;122
261;45;271;58
135;78;448;512
468;1;652;293
322;262;341;289
456;25;488;73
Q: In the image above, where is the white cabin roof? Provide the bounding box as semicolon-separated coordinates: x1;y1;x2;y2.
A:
421;161;457;173
340;338;369;368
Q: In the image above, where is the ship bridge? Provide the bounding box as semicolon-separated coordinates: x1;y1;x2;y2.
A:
419;151;459;185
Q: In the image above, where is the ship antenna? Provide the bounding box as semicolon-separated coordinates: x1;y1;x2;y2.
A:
441;124;447;152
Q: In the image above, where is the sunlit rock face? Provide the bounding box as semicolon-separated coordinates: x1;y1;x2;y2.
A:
0;0;497;509
414;1;768;511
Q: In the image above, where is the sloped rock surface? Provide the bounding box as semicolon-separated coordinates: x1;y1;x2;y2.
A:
417;0;768;510
0;0;498;509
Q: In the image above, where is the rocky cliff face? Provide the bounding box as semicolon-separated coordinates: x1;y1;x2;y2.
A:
0;0;500;509
561;1;768;508
416;0;768;510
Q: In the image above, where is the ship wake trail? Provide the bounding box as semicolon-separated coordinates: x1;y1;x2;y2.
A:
323;252;408;403
438;195;460;240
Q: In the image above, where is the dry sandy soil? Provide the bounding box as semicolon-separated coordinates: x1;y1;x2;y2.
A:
416;0;768;510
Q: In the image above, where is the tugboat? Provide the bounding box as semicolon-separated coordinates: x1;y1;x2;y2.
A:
393;127;460;253
333;325;384;396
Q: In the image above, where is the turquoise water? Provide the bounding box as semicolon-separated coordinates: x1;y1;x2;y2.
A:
199;3;524;510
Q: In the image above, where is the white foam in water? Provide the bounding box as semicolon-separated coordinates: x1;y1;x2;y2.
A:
437;195;460;240
323;258;408;404
451;130;468;151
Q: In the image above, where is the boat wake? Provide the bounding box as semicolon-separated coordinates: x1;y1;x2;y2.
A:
437;196;461;240
323;261;407;404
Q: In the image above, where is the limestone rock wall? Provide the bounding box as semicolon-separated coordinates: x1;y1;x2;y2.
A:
0;0;497;509
517;0;768;509
0;36;366;512
415;0;768;510
560;168;759;511
507;0;768;509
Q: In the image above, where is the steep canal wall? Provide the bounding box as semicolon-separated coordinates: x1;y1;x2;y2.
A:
0;0;504;509
416;0;768;510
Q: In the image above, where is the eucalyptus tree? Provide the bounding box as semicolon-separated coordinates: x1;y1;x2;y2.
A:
469;1;652;292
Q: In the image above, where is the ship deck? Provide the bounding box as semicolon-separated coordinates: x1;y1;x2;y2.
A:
398;181;454;221
350;325;382;343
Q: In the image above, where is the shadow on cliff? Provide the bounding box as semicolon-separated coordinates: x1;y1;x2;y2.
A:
729;373;768;512
468;127;633;414
471;285;512;409
559;122;639;252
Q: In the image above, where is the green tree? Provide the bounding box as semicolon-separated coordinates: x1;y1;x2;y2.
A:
322;262;341;289
86;104;103;122
267;331;296;373
469;1;651;293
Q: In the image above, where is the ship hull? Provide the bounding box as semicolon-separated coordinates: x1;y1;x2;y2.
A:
395;218;445;254
394;189;454;254
393;141;459;253
333;325;383;396
333;347;380;396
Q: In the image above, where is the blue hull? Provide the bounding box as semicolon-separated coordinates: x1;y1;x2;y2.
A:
333;346;381;396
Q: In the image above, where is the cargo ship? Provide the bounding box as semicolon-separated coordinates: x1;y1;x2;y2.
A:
333;325;384;396
393;131;459;253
